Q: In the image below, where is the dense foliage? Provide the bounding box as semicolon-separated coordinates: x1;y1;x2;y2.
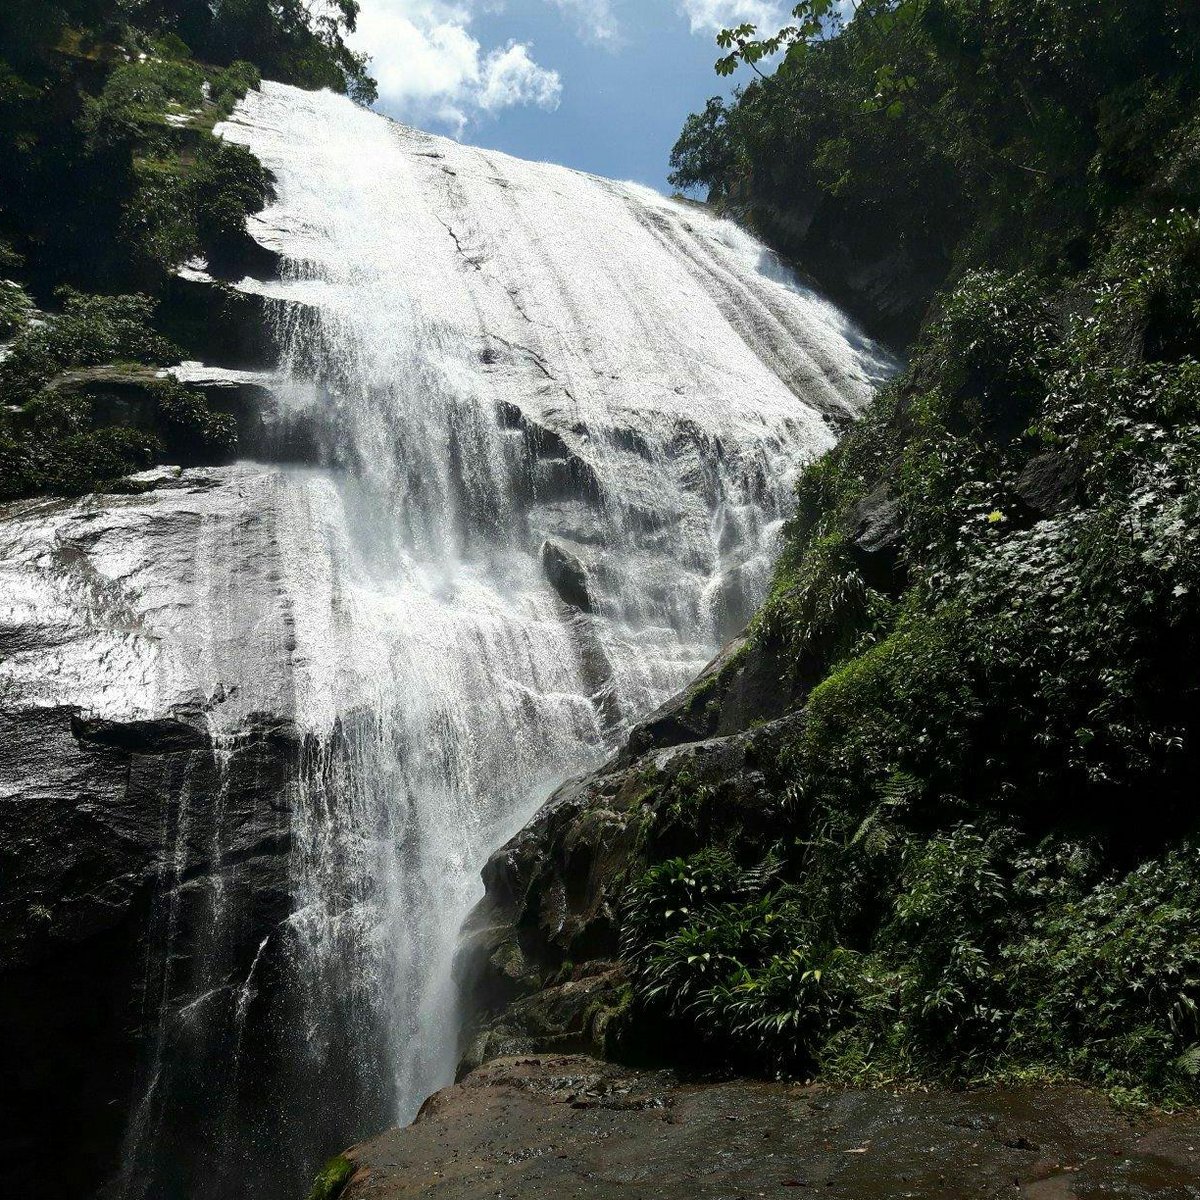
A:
671;0;1200;343
0;292;236;498
623;0;1200;1103
0;0;372;498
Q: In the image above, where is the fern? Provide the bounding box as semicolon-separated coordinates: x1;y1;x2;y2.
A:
1175;1044;1200;1079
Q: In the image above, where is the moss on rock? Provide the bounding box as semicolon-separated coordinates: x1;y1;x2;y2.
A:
307;1154;354;1200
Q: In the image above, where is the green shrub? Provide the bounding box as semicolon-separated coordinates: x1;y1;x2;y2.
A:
193;139;272;244
124;156;197;273
0;378;234;500
121;136;270;273
0;292;234;497
151;377;237;459
614;215;1200;1098
757;531;892;673
80;57;207;151
613;0;1200;1104
621;850;751;953
885;827;1012;1065
1007;843;1200;1100
918;271;1061;422
0;290;179;402
702;943;871;1066
210;60;262;116
0;399;159;500
0;239;21;274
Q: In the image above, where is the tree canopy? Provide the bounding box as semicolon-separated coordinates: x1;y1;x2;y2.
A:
672;0;1200;340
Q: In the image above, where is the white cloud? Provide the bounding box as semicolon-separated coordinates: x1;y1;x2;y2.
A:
352;1;562;134
476;41;565;110
677;0;792;36
547;0;621;44
679;0;858;38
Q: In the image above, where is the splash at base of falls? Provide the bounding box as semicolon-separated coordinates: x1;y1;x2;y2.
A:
0;82;890;1200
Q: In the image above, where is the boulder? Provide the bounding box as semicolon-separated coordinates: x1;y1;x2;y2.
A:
620;631;799;761
541;539;592;611
1015;449;1082;517
844;484;905;593
846;484;902;554
457;644;803;1068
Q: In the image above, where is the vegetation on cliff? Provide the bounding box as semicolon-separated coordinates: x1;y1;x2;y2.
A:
614;0;1200;1102
671;0;1200;342
0;0;372;498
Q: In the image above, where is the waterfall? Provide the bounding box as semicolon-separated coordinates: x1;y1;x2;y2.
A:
106;81;890;1197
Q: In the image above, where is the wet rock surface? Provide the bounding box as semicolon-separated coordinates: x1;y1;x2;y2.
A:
0;701;298;1198
0;474;303;1198
541;538;593;612
844;485;905;594
338;1055;1200;1199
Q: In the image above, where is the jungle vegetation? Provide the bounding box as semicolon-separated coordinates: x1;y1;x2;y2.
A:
621;0;1200;1103
0;0;373;498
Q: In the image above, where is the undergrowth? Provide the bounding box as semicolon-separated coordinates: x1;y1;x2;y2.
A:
0;291;235;498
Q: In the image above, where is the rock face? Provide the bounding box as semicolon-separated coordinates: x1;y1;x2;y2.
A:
458;632;801;1067
1;707;298;1198
738;189;945;348
3;81;894;1200
335;1054;1200;1199
0;473;304;1199
1014;449;1082;517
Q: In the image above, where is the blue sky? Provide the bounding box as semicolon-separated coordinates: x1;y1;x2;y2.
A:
349;2;797;190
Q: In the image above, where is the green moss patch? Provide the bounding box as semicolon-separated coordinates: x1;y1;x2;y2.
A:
307;1154;354;1200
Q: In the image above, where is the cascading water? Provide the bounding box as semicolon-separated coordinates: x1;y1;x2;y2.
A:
94;81;891;1197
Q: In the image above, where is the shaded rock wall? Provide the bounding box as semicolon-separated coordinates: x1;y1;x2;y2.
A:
0;706;297;1196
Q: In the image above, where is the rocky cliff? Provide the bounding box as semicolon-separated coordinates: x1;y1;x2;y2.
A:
0;469;305;1196
1;72;891;1197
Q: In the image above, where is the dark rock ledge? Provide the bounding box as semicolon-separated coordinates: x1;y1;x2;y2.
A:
332;1054;1200;1199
